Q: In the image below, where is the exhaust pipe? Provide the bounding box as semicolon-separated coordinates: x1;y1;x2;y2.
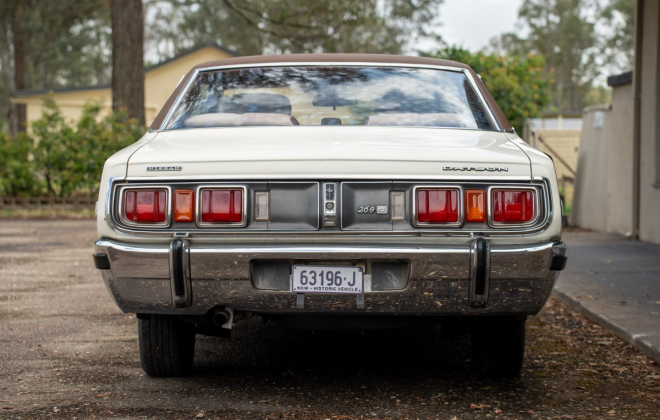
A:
213;310;231;327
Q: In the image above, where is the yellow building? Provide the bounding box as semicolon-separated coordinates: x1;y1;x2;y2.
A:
10;43;238;127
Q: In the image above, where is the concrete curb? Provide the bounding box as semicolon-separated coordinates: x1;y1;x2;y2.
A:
552;289;660;364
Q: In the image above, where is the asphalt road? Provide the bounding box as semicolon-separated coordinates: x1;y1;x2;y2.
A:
1;220;659;419
554;230;660;363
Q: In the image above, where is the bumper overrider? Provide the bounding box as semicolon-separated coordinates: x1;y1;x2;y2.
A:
93;239;567;316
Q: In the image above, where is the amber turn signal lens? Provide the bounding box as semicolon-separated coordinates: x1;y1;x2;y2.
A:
465;190;485;223
174;190;195;222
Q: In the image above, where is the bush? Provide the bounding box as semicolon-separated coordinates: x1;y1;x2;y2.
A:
0;131;41;197
424;46;552;132
0;96;145;198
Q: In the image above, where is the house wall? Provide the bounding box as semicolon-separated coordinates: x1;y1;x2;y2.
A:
11;46;233;128
573;105;614;232
572;83;635;236
144;46;232;125
638;0;660;244
607;83;635;235
20;88;112;127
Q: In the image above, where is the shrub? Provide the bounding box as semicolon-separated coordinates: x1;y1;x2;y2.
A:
0;131;41;197
424;46;552;132
1;96;145;198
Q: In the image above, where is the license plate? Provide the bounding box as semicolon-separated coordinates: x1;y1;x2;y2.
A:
292;265;363;294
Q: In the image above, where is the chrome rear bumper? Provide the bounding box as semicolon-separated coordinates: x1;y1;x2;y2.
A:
94;239;566;316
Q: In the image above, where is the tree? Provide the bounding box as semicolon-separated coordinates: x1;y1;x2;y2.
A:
424;46;552;132
494;0;598;112
12;0;26;133
600;0;635;71
112;0;145;126
0;0;112;134
145;0;443;59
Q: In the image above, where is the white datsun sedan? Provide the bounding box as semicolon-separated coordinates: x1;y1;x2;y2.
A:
93;54;567;378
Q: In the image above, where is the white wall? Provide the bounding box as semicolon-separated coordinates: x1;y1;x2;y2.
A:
638;0;660;244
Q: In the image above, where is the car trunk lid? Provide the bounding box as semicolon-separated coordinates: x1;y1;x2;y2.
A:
127;126;531;180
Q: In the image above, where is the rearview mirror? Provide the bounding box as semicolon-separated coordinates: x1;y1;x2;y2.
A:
312;94;357;108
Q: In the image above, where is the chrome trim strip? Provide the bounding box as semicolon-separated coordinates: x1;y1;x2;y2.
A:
117;185;172;229
412;185;464;228
95;239;557;255
160;68;199;131
104;176;125;231
195;185;248;228
125;175;533;182
462;69;502;131
487;185;541;228
96;239;170;253
159;62;503;132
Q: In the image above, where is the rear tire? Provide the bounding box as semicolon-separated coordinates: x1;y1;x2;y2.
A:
471;316;526;378
138;315;196;377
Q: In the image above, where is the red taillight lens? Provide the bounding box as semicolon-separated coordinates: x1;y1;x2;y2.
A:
124;189;167;223
492;189;535;223
416;188;459;223
201;189;243;223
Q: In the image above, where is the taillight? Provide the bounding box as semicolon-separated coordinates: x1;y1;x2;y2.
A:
491;189;535;223
200;188;244;224
465;190;485;223
123;189;167;223
415;188;459;225
174;190;195;222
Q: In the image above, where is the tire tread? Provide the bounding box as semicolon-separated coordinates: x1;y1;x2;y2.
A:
138;315;195;377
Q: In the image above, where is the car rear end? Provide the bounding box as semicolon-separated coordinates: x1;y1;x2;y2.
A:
93;55;567;378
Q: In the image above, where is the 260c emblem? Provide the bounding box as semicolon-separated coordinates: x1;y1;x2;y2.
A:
357;206;388;214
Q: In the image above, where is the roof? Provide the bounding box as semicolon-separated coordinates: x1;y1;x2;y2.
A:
150;53;513;132
11;83;110;98
607;71;633;87
145;42;239;72
187;53;471;72
11;42;240;98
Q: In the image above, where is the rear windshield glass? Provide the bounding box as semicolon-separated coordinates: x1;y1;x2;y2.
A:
164;66;496;130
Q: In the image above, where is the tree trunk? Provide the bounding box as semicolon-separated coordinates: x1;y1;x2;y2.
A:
112;0;145;126
11;0;27;134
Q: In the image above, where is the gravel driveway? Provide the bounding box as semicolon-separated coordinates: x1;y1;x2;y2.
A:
1;220;659;419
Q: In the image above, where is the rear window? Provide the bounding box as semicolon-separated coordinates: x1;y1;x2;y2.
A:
164;66;496;130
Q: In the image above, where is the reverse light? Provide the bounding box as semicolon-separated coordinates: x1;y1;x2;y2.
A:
123;189;168;224
254;191;270;222
174;190;195;222
199;188;244;225
390;191;406;222
465;190;486;223
415;188;460;225
491;189;536;224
